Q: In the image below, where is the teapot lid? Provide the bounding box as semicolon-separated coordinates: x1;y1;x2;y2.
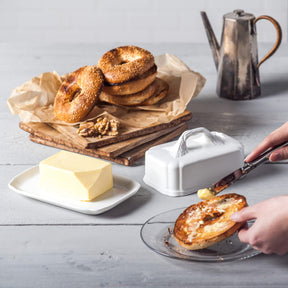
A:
224;9;255;21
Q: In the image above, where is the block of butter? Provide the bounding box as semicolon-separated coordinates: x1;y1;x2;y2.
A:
39;151;113;201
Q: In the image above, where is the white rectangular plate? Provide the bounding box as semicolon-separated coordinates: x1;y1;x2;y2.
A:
8;165;141;215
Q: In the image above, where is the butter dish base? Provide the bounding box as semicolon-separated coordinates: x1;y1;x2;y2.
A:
8;165;140;215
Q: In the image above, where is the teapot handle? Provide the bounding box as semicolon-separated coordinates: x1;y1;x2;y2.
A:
254;15;282;69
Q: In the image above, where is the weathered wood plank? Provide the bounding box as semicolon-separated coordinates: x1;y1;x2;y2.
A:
0;226;287;288
3;163;288;225
2;42;288;288
27;123;187;165
19;121;187;157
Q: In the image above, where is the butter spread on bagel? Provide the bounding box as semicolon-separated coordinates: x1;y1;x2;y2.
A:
173;193;246;250
197;188;215;200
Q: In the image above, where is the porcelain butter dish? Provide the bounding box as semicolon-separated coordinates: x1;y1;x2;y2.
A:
143;127;244;196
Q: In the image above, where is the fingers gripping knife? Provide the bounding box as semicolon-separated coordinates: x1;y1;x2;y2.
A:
204;141;288;197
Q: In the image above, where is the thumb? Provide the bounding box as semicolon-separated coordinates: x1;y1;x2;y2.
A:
230;206;257;222
237;225;251;244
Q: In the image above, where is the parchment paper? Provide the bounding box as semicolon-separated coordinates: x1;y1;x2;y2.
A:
7;54;206;128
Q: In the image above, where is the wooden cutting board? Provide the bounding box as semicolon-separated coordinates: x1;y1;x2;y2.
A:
50;110;192;149
20;121;188;165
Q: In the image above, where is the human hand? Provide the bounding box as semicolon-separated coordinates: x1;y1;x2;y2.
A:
245;121;288;162
230;196;288;255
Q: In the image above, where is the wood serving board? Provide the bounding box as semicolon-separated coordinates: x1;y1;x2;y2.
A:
50;110;192;149
20;121;188;166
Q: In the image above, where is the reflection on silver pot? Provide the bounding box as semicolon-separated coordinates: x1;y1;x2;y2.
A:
201;10;282;100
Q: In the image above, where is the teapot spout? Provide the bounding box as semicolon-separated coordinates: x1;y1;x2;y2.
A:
201;11;220;69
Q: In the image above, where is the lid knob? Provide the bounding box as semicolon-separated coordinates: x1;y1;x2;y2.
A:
233;9;245;16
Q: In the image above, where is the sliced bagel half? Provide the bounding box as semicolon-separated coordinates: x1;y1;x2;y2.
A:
173;193;247;250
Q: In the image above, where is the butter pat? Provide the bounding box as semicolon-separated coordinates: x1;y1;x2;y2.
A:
197;188;215;200
39;151;113;201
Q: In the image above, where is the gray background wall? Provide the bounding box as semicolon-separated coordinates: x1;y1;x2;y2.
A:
1;0;287;44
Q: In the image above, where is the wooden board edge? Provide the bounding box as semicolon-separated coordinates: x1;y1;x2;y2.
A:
49;110;192;149
106;123;187;158
88;111;192;149
20;122;79;149
119;123;188;163
28;134;130;166
20;121;186;159
28;123;187;166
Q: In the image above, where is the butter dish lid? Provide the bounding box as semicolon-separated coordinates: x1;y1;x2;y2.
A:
143;127;244;197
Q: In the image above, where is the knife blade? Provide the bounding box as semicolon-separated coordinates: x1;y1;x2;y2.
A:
203;141;288;197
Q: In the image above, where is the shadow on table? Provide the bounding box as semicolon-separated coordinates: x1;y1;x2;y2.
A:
163;252;288;272
187;109;266;140
96;186;153;219
261;77;288;98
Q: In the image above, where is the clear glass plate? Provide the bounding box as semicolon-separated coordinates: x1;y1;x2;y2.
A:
140;208;261;262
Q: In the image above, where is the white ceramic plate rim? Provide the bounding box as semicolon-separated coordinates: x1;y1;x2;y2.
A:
8;165;141;215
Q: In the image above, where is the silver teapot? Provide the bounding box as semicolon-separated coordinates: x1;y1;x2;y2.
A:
201;10;282;100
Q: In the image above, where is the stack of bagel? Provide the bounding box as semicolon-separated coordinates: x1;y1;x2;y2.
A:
98;46;169;107
54;46;169;123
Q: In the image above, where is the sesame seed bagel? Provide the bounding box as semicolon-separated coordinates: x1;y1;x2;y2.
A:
173;193;247;250
102;64;157;96
97;46;155;84
140;78;169;106
99;78;159;106
54;66;104;123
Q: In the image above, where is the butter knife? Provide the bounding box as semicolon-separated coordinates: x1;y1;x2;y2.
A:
207;141;288;196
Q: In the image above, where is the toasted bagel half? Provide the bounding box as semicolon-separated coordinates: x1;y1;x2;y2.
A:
173;193;247;250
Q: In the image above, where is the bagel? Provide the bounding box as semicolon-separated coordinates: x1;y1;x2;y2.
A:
140;78;169;106
173;193;247;250
102;64;157;95
97;46;154;84
54;66;104;123
99;78;159;106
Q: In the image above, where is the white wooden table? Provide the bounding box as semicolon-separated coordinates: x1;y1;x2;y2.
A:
1;42;288;287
